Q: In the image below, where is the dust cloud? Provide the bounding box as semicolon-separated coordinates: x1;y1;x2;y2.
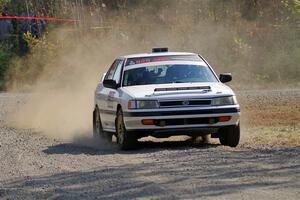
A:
6;32;126;141
5;2;296;142
6;3;233;141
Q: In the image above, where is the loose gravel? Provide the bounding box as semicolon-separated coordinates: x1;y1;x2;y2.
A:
0;90;299;200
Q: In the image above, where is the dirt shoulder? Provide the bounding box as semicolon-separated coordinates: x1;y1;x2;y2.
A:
238;89;300;147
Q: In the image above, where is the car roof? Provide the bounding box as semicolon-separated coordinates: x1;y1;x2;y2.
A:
118;52;198;59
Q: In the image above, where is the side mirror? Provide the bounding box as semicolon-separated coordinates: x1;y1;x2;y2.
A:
219;73;232;83
103;79;118;89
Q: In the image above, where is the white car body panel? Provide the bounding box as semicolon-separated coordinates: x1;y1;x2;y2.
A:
121;82;234;99
94;51;240;135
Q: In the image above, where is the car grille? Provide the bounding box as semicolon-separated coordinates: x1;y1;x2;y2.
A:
159;99;211;108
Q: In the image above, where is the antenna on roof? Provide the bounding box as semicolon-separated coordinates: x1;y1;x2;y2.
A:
152;47;168;53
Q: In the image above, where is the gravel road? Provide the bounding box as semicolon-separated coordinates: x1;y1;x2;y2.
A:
0;90;299;200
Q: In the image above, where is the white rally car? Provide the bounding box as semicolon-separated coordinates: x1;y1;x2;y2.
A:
93;48;240;150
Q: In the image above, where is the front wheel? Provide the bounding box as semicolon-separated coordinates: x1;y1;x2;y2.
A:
218;124;240;147
116;109;137;150
93;107;112;142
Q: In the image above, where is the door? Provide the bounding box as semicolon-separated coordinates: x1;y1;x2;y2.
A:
97;59;124;131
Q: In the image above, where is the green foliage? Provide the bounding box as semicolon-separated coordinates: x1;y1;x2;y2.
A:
5;31;59;89
282;0;300;26
0;42;14;89
0;0;299;89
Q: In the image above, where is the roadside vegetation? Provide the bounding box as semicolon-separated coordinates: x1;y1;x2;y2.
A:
0;0;299;90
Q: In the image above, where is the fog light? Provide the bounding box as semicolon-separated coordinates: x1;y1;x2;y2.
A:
219;116;231;122
142;119;154;125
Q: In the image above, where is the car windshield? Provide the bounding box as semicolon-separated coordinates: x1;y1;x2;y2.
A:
122;64;218;86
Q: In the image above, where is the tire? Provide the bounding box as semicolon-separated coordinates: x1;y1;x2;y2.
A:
93;107;112;142
116;109;137;150
218;124;240;147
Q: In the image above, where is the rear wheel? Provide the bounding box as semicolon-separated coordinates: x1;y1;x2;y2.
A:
218;124;240;147
116;109;137;150
93;107;112;142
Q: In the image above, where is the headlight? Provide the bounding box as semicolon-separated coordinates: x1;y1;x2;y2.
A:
128;100;159;109
211;96;237;106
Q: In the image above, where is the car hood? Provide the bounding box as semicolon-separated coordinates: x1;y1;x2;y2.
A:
121;82;235;99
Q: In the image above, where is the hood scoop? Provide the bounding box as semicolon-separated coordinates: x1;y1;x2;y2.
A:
154;86;211;92
150;86;212;97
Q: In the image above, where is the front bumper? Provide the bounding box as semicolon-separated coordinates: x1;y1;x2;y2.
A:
123;105;240;131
